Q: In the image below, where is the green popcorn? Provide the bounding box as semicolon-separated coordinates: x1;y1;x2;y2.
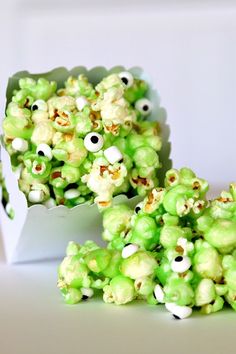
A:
18;77;57;101
23;151;51;179
53;137;87;167
134;276;155;297
59;255;90;288
133;146;160;174
130;169;157;196
102;204;133;242
102;250;122;279
103;275;135;305
197;213;236;254
160;225;190;249
201;295;224;315
63;75;96;99
164;277;194;306
193;240;223;282
85;249;112;273
50;167;69;189
3;103;33;140
62;288;83;305
124;78;148;104
195;279;217;307
129;214;160;250
74;108;93;137
120;251;157;280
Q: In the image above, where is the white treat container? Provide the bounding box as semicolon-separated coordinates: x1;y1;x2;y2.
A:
0;66;171;263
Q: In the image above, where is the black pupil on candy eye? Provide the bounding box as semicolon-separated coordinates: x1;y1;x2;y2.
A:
32;105;38;111
135;206;141;213
38;151;44;156
173;315;181;320
82;295;89;300
91;136;99;144
175;256;183;262
121;77;128;85
143;105;149;112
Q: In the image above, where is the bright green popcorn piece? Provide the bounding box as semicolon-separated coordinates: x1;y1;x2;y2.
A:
103;275;135;305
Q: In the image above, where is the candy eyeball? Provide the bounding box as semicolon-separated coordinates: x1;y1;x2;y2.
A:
171;255;191;273
122;243;139;259
64;189;80;200
12;138;29;152
31;99;47;112
28;190;44;203
118;71;134;88
153;284;165;303
104;146;123;165
165;303;192;320
36;143;53;160
135;98;152;116
134;202;143;214
75;96;89;111
84;132;104;152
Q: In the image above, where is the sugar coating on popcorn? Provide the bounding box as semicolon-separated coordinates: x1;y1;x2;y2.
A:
2;72;162;209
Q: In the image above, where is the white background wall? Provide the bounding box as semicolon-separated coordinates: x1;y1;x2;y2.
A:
1;0;236;194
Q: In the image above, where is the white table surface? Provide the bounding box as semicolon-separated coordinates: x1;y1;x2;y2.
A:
0;231;235;354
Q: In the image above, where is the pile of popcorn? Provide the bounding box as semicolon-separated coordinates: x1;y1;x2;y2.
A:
2;72;162;208
58;168;236;319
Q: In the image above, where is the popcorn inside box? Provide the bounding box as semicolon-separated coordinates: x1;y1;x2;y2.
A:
0;66;171;263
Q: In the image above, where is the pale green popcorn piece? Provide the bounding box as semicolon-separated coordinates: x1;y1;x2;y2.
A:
66;241;81;256
31;121;55;145
102;204;133;242
195;279;216;306
193;241;223;282
18;77;57;101
120;251;157;280
59;255;90;288
64;288;83;304
197;214;236;254
103;275;135;305
134;276;155;297
160;225;188;249
95;74;124;94
75;111;93;137
201;295;224;315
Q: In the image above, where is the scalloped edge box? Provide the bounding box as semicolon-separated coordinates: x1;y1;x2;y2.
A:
0;66;171;264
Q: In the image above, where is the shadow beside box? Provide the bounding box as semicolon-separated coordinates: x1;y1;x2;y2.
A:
0;66;171;264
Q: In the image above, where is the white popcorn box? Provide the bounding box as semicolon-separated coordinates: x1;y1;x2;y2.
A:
0;66;171;263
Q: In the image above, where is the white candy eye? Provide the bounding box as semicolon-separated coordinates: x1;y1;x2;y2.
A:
36;144;53;160
104;146;123;164
81;288;94;299
28;190;44;203
118;71;134;88
135;98;152;116
12;138;28;152
134;202;143;214
84;132;104;152
64;189;80;200
43;198;56;209
165;303;192;320
122;243;139;259
171;255;191;273
75;96;89;111
31;99;47;112
153;284;165;303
